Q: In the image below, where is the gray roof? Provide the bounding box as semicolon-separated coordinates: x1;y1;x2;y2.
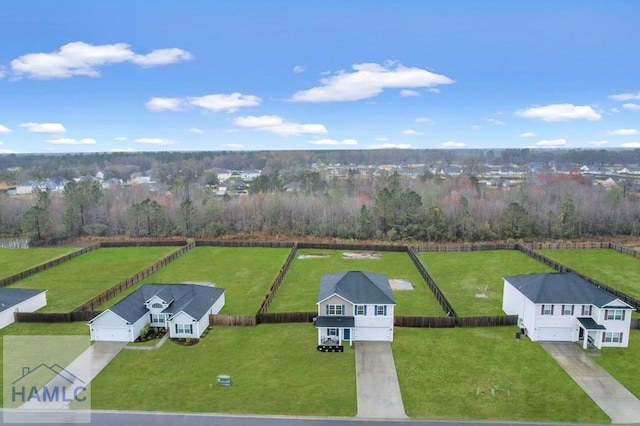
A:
318;271;395;305
103;284;225;324
577;317;606;330
314;316;355;328
504;272;629;307
0;288;45;313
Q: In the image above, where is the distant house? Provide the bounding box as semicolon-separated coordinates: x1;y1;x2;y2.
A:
502;272;633;348
88;283;225;342
0;289;47;329
314;271;396;349
14;181;36;195
240;170;261;181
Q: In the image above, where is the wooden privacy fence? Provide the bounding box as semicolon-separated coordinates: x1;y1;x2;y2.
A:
15;311;100;323
257;242;298;314
296;242;407;252
257;312;316;324
522;241;610;250
195;240;295;248
98;240;188;247
407;246;456;317
394;316;455;328
610;243;640;259
412;243;515;252
74;241;196;312
210;314;257;326
0;243;100;288
457;315;518;327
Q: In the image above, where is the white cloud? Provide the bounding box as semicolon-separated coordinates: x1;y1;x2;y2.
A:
519;132;536;138
402;129;423;136
45;137;96;145
293;65;306;74
188;93;261;113
309;138;357;146
589;140;608;146
145;97;185;111
471;125;482;130
608;129;638;136
0;124;11;134
400;89;420;97
515;104;601;122
11;41;192;79
369;143;411;149
0;66;6;79
19;122;66;133
375;137;389;142
427;87;440;94
233;115;327;136
611;107;620;113
111;147;137;152
113;136;128;141
188;127;204;134
414;117;433;124
0;146;17;154
610;92;640;101
441;141;466;148
621;142;640;148
623;103;640;111
534;138;567;147
289;61;454;102
225;143;245;149
134;137;176;146
487;118;506;125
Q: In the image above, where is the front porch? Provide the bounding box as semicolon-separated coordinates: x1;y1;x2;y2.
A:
314;316;355;347
577;317;606;349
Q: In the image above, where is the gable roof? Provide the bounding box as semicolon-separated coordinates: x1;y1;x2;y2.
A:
0;288;45;313
100;284;225;324
318;271;395;305
504;272;631;308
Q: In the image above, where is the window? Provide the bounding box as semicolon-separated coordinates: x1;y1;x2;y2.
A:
175;324;193;334
562;305;573;315
150;313;164;323
603;332;623;343
581;305;592;316
151;303;163;309
541;305;553;315
355;305;366;316
327;328;339;336
326;304;344;315
375;305;387;316
605;309;624;321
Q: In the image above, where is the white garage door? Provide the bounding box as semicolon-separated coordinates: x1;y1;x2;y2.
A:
354;327;391;342
92;327;131;342
537;327;574;341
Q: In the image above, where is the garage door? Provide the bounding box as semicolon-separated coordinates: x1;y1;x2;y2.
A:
92;327;131;342
537;327;574;341
354;327;392;342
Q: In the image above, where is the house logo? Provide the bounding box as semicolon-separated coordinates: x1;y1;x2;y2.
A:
11;363;87;403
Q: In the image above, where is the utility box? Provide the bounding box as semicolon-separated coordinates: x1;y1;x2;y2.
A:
217;374;232;386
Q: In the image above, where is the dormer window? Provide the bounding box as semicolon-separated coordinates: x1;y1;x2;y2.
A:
152;303;163;309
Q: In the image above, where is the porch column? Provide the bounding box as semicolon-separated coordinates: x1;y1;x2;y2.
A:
583;329;588;349
596;331;602;349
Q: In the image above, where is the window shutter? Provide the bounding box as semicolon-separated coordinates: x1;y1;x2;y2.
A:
541;305;544;315
189;324;193;334
602;332;605;342
326;305;329;315
342;304;345;315
620;332;623;342
622;310;626;320
581;305;585;315
561;305;565;315
384;305;387;315
605;309;608;319
175;324;178;334
551;305;554;315
571;305;574;315
364;305;367;315
374;305;378;316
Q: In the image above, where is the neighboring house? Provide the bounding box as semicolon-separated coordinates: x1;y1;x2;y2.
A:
88;283;225;342
313;271;396;348
240;169;261;181
14;181;36;195
0;289;47;329
502;272;633;348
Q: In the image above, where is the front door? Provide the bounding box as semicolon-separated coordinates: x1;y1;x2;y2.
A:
343;328;350;341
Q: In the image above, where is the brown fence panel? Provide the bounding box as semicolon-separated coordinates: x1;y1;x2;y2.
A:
256;312;316;324
257;242;298;314
14;311;100;323
394;316;455;328
457;315;518;327
412;243;515;252
407;247;456;317
195;240;296;248
610;243;640;259
98;240;188;247
209;314;257;326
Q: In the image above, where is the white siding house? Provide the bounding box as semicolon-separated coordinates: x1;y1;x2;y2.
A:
503;273;633;348
89;283;225;342
0;289;47;330
314;271;395;347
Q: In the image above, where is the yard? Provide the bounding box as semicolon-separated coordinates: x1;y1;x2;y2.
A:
89;323;356;415
392;326;609;423
268;249;444;316
95;247;291;315
0;246;78;279
418;250;554;316
540;248;640;300
596;329;640;399
10;247;177;312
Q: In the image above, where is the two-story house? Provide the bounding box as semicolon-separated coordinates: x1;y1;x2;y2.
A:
313;271;396;350
502;272;634;348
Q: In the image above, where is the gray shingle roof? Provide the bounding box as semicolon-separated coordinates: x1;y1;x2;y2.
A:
104;284;224;324
318;271;395;304
504;272;628;307
314;316;355;328
0;288;45;313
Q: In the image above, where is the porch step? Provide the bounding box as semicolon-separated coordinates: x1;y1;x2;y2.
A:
317;345;344;352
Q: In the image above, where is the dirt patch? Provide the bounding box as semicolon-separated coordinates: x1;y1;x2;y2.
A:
298;254;330;259
475;293;488;298
342;252;381;259
389;279;414;290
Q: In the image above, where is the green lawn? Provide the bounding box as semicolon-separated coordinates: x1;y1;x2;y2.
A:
0;246;78;279
269;249;444;316
95;247;291;315
10;247;177;312
90;323;356;415
540;248;640;300
393;327;609;423
596;329;640;399
419;250;554;316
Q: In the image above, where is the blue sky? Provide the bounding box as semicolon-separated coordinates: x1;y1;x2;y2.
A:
1;0;639;154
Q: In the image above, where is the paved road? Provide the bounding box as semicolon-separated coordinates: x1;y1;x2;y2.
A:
541;341;640;424
355;341;407;419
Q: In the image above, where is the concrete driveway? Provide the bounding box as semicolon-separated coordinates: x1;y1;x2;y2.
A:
354;341;407;419
541;341;640;424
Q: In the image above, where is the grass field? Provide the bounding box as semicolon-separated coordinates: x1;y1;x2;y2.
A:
89;323;356;415
268;249;444;316
596;329;640;399
0;246;78;279
393;326;609;423
95;247;291;315
10;247;177;312
418;250;554;316
540;248;640;300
